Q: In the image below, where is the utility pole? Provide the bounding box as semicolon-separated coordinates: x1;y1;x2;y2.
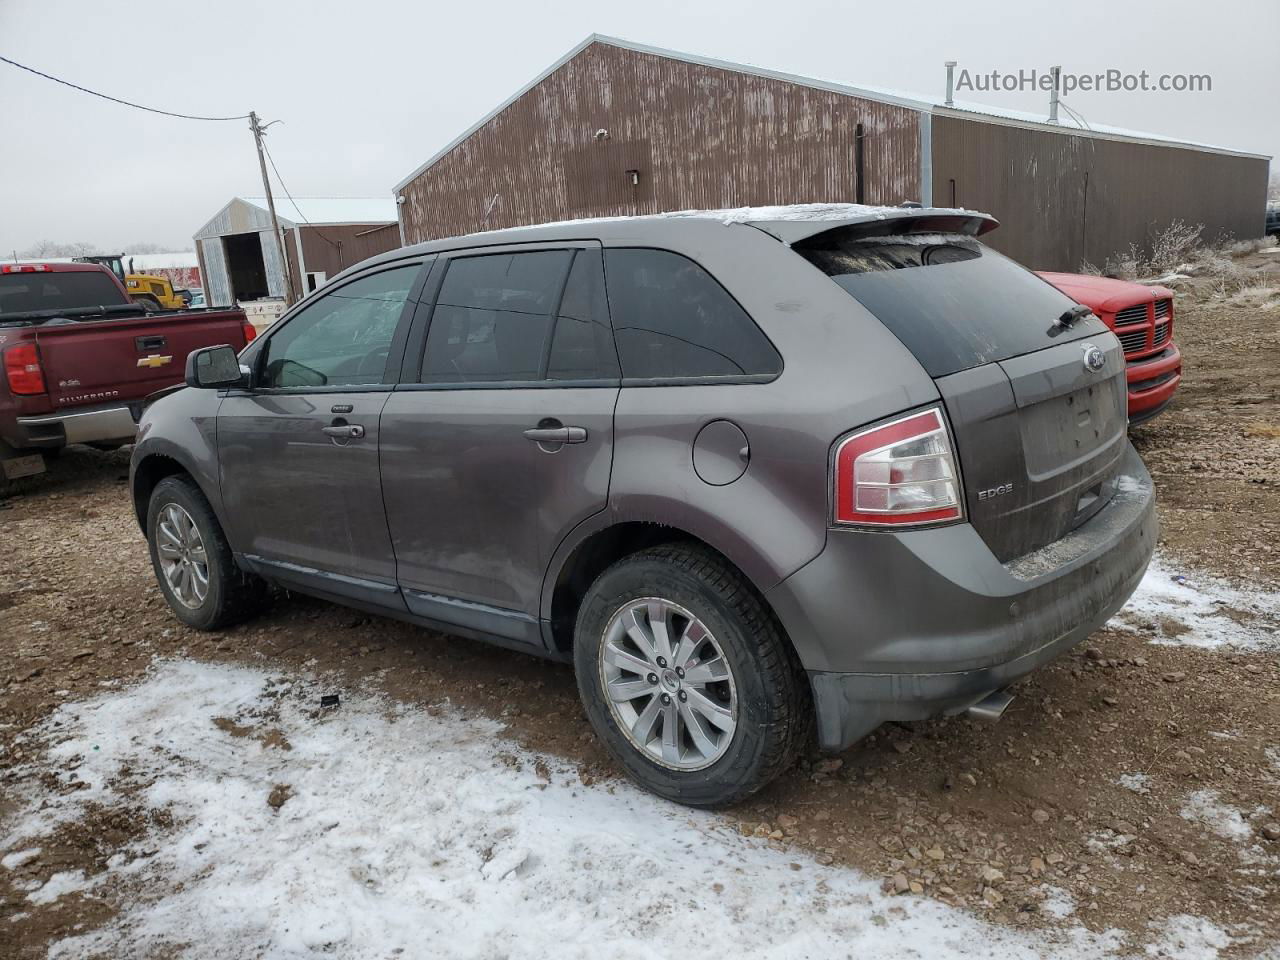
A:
250;111;297;306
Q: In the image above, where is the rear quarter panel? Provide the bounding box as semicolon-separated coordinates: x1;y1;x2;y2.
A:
553;221;940;600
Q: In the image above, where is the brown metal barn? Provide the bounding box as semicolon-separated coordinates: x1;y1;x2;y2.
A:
394;36;1270;271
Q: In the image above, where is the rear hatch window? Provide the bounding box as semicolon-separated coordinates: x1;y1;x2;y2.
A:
0;271;129;317
797;223;1129;568
794;228;1109;377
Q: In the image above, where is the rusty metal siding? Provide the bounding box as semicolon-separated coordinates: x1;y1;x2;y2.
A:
400;42;921;243
931;115;1270;271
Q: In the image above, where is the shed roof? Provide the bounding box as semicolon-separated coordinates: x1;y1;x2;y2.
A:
394;34;1267;191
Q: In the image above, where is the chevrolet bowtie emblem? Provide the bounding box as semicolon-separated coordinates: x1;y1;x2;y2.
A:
137;354;173;369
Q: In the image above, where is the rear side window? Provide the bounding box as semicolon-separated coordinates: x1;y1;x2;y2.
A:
548;250;619;381
423;251;572;383
422;249;619;384
604;249;781;380
0;271;128;315
795;229;1109;378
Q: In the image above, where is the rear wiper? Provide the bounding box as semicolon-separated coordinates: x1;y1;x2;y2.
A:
1054;304;1094;330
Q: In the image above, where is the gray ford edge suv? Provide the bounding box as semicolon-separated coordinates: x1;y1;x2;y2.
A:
131;205;1156;806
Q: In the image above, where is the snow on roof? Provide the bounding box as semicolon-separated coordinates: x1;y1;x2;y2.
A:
121;251;199;271
467;201;978;231
395;35;1266;190
242;197;397;226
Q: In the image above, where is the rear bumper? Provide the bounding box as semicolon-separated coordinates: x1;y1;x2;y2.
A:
767;442;1157;751
1126;342;1181;423
14;404;138;448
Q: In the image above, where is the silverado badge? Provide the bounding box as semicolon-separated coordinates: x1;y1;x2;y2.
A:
137;354;173;369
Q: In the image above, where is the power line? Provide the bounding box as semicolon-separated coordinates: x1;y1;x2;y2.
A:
261;140;340;249
0;53;250;121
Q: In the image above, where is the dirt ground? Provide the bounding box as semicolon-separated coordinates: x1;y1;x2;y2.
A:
1;250;1278;958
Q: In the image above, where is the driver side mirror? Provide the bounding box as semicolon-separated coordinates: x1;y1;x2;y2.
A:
185;344;248;389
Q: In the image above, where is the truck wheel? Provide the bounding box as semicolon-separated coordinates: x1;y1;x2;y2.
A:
573;543;809;807
146;476;268;630
136;296;161;312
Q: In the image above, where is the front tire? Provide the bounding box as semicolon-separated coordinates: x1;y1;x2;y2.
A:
574;543;808;807
146;476;267;630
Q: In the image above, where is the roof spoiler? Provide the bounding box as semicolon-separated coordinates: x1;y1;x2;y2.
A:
746;209;999;246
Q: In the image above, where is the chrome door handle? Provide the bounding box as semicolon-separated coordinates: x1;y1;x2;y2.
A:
322;424;365;439
522;426;587;444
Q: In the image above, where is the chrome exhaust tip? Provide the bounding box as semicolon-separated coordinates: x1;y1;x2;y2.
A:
967;689;1015;722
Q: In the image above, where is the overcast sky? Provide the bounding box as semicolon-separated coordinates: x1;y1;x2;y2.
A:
1;0;1274;255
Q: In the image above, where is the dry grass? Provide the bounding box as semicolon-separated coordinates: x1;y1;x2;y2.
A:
1080;224;1276;297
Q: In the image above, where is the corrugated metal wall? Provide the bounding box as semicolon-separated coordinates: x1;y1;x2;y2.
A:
199;238;230;308
399;42;922;243
284;223;400;296
931;115;1270;271
301;223;400;280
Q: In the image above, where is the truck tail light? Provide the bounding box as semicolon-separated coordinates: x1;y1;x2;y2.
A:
1;264;50;273
834;408;962;526
4;343;47;395
242;321;257;343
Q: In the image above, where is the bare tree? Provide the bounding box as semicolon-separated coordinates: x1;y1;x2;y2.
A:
18;240;99;258
1270;171;1280;201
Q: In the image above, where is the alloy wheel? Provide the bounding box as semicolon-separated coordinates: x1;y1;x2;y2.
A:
156;503;210;609
599;597;738;771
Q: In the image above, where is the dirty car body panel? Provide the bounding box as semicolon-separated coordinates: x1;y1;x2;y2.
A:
132;206;1156;757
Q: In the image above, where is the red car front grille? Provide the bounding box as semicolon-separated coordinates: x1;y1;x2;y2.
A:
1117;328;1150;353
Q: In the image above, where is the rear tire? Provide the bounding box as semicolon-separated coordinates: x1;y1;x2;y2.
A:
573;543;809;807
146;476;268;630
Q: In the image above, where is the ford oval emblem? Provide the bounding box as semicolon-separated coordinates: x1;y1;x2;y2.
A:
1082;343;1106;372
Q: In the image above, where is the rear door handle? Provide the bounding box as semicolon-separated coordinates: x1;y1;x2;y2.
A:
523;426;587;444
322;424;365;439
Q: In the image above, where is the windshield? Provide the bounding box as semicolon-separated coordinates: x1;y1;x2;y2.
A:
795;229;1110;378
0;271;130;316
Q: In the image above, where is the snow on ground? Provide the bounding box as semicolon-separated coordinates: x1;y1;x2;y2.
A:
0;660;1248;960
1116;773;1153;795
1108;554;1280;650
1180;790;1254;842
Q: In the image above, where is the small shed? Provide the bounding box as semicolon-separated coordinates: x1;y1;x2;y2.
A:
193;197;400;307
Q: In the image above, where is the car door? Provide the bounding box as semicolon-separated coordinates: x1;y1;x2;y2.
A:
217;260;430;608
380;243;618;647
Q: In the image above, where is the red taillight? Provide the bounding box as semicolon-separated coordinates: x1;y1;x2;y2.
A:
242;321;257;343
1;264;50;273
4;343;47;395
833;408;962;526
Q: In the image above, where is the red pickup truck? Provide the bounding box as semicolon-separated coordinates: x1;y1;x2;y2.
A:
1;262;255;482
1039;272;1182;424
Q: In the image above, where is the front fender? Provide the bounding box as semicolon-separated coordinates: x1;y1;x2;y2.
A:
129;389;226;535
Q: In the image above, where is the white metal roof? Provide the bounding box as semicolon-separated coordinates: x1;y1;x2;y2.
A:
394;34;1267;191
242;197;398;226
121;251;200;271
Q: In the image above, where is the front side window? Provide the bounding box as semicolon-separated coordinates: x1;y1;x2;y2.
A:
259;265;419;388
604;249;781;380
